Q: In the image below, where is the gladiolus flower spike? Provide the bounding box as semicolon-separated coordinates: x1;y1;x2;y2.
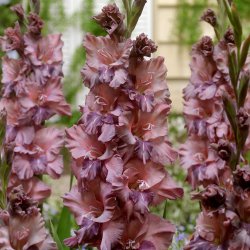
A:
181;1;250;249
64;1;183;249
0;2;71;249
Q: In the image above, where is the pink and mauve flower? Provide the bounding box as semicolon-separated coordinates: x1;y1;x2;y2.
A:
188;37;219;86
0;187;56;250
0;98;30;127
0;22;23;52
0;5;70;250
65;3;182;249
10;4;25;21
233;166;250;223
93;3;125;40
24;34;63;67
63;182;116;225
8;174;51;203
63;183;122;249
81;34;133;89
1;56;30;97
116;214;175;250
182;15;250;250
66;124;113;161
213;40;234;83
24;33;63;84
180;135;227;188
131;33;158;60
185;184;241;250
127;57;171;112
12;127;64;179
27;12;44;37
117;104;177;164
19;77;71;124
114;159;183;217
83;82;132;118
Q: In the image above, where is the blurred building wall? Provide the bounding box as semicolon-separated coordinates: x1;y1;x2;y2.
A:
153;0;215;112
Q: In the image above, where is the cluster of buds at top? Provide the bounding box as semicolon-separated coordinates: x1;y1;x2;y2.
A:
181;1;250;249
0;3;71;249
63;2;183;249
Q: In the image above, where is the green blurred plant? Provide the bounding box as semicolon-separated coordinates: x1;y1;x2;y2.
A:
175;0;250;45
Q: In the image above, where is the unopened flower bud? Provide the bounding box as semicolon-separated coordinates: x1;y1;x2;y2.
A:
237;107;249;129
217;139;232;161
195;36;214;57
28;13;44;36
10;4;25;22
131;33;157;60
224;28;235;44
8;185;39;217
192;184;226;211
234;165;250;190
201;9;217;27
93;4;125;39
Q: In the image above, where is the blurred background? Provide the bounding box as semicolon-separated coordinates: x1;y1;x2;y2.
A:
1;0;250;249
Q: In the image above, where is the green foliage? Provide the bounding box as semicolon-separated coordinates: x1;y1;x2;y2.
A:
0;0;20;75
0;0;19;35
175;0;250;45
175;0;209;45
50;220;65;250
56;207;72;250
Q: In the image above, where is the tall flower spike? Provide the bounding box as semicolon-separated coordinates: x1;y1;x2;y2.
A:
182;1;250;249
0;2;71;249
0;1;71;198
64;1;183;249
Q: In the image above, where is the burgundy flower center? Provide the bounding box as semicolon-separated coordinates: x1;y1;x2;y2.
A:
234;172;250;190
202;195;225;210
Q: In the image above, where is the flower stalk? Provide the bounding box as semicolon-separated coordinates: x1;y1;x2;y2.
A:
64;2;183;249
0;0;71;248
182;0;250;248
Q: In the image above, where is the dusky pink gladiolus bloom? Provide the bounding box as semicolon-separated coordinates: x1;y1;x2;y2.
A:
0;4;71;200
182;10;250;249
0;4;71;249
64;3;183;249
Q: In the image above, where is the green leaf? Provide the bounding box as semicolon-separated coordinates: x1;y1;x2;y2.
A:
223;95;237;135
228;51;238;87
238;74;249;107
50;220;65;250
163;200;167;219
56;207;72;250
231;3;242;48
127;0;147;37
222;0;234;25
30;0;40;14
239;35;250;69
238;125;249;152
